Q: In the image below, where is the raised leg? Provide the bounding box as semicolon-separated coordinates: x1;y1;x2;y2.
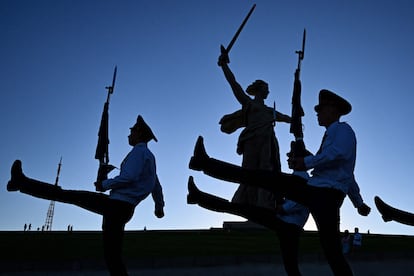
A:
7;160;109;215
187;176;281;230
189;137;310;205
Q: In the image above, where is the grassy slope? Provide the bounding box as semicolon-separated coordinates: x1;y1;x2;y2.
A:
2;229;414;262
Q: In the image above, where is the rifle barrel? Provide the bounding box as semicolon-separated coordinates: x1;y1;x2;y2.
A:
54;157;62;186
105;66;117;102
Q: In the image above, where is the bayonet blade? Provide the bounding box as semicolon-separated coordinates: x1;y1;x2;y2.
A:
110;66;117;94
295;29;306;71
301;29;306;60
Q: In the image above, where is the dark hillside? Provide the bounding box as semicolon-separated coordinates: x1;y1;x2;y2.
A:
1;229;414;273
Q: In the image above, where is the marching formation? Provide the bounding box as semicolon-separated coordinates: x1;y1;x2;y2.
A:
5;4;412;276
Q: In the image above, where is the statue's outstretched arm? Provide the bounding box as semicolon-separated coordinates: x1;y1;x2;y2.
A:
218;50;250;106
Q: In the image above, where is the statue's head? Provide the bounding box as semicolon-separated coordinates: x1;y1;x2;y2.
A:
246;80;269;98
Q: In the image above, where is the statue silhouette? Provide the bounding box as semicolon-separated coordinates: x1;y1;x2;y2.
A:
217;49;291;209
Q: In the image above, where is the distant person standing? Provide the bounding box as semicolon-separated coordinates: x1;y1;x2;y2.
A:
352;227;362;253
342;230;351;255
7;115;165;276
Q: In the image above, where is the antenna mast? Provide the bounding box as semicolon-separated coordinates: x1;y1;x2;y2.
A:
44;157;62;231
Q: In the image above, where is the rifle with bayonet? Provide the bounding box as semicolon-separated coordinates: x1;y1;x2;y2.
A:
95;66;117;183
289;29;309;158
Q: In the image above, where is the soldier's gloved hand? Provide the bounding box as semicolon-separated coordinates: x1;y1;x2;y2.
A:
357;203;371;216
94;181;104;192
288;141;313;159
288;157;306;171
155;207;164;218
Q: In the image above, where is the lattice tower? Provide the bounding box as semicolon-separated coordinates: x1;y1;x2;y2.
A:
44;157;62;231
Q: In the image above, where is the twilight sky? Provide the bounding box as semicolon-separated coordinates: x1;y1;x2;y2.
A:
1;0;414;235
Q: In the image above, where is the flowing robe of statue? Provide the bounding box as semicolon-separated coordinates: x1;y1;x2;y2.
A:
220;94;283;209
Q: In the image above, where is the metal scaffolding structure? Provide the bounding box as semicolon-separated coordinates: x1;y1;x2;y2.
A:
44;157;62;231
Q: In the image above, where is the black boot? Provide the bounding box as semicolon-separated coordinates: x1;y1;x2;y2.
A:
7;160;25;191
187;175;232;212
187;176;279;230
7;160;63;201
188;136;280;193
189;136;209;171
187;176;200;204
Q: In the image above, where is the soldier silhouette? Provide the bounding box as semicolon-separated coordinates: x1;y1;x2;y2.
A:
189;89;371;276
7;115;165;276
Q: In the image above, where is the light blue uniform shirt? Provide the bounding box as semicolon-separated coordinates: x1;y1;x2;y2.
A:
277;199;310;228
276;171;310;228
304;121;363;207
102;143;164;209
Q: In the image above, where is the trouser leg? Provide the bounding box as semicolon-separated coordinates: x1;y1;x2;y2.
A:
193;183;303;276
310;189;353;276
193;185;303;276
102;200;134;276
201;157;311;205
19;178;133;275
202;157;284;191
9;160;136;275
18;177;109;214
276;223;302;276
194;188;281;230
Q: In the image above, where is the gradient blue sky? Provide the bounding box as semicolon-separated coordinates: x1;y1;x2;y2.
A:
1;0;414;235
